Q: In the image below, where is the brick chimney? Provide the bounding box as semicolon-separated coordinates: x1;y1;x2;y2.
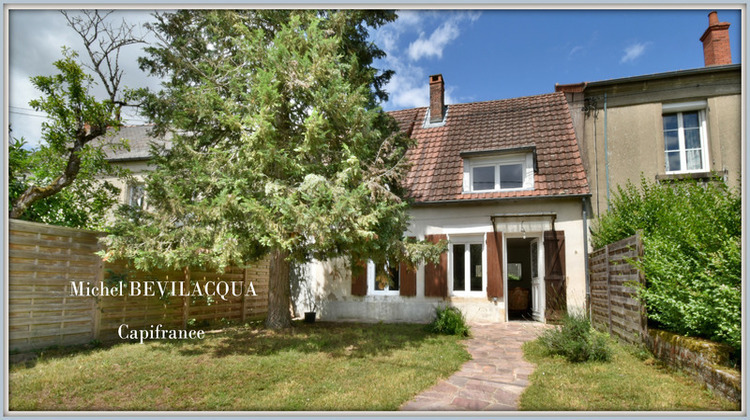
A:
700;11;732;66
429;74;445;123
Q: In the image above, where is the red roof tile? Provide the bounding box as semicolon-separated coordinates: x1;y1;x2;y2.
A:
389;92;589;203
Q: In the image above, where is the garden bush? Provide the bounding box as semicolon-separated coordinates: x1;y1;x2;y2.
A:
592;176;741;351
428;306;470;337
538;313;611;363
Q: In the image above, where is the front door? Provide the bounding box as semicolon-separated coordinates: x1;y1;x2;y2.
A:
530;238;544;322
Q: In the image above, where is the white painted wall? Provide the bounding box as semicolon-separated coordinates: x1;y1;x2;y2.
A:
293;197;588;324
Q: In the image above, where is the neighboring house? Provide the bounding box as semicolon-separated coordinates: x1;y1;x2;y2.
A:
555;11;741;217
97;125;173;210
294;75;591;324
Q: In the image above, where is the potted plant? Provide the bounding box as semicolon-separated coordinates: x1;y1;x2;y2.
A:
303;297;319;323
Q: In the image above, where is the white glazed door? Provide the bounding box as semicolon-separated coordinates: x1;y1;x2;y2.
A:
530;238;544;322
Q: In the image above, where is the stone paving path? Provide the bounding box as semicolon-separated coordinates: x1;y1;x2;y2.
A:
401;321;548;411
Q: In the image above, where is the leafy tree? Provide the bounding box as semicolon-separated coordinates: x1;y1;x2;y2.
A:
9;134;122;228
9;11;144;227
592;176;741;351
8;50;128;227
102;10;443;329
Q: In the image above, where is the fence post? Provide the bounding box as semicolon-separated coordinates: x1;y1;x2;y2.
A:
182;267;190;329
636;230;647;340
605;244;613;334
241;267;249;322
92;258;104;340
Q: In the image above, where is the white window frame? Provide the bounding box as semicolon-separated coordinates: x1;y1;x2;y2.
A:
127;182;146;209
463;153;534;193
662;102;709;174
367;261;400;296
448;234;486;297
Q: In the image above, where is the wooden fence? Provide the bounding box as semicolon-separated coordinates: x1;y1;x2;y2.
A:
9;219;269;352
588;232;646;345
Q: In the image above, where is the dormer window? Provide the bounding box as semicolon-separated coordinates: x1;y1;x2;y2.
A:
462;149;535;193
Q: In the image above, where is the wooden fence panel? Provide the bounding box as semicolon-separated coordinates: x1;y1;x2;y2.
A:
9;220;270;353
9;220;101;352
587;232;646;345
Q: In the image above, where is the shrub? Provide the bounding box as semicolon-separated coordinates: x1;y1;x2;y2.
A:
428;306;470;337
538;313;611;363
592;176;741;351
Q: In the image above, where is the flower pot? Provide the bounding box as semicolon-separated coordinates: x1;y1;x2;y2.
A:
304;312;317;323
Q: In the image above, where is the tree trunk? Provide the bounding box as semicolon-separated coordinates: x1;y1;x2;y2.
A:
265;247;293;330
9;151;83;219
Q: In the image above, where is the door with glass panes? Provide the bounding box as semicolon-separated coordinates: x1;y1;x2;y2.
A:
451;239;484;296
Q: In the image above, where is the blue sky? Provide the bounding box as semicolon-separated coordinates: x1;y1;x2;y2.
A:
7;8;743;146
374;9;742;110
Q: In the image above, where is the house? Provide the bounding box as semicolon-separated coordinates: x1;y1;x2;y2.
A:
97;125;173;210
292;75;591;324
555;11;741;217
101;76;592;325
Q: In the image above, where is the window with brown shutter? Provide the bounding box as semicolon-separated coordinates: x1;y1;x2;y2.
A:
351;260;368;296
424;234;448;297
399;261;416;296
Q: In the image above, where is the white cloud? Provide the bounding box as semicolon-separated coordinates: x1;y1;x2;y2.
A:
379;60;456;109
620;42;649;63
373;11;478;110
568;45;584;58
372;10;425;56
407;20;460;61
406;11;480;61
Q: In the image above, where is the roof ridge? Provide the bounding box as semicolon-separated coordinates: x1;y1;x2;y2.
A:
387;91;564;115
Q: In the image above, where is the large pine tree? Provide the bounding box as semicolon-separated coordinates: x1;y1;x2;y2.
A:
103;10;440;329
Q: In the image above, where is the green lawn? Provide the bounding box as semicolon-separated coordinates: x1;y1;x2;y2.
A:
10;322;470;411
519;337;738;411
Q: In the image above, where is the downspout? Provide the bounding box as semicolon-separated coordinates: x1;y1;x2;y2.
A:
604;92;611;210
593;100;600;215
582;197;591;320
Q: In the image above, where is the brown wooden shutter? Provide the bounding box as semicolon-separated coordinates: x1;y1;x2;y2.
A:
543;230;566;320
351;260;368;296
399;262;416;297
486;231;503;299
424;234;448;298
399;237;417;297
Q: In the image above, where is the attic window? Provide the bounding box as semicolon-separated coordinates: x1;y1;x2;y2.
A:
462;152;535;193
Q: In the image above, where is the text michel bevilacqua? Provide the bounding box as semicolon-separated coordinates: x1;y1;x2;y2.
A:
69;280;257;343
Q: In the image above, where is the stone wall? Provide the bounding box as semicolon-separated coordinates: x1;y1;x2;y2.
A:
643;329;740;404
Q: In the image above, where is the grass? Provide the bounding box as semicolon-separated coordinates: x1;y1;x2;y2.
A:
519;336;739;411
9;321;470;411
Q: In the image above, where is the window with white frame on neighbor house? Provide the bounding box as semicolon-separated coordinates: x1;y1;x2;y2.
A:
662;106;709;173
368;261;399;294
450;239;484;296
128;183;146;209
464;153;534;193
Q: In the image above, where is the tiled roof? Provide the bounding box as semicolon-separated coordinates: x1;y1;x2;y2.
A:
391;92;589;203
101;92;589;203
96;125;172;161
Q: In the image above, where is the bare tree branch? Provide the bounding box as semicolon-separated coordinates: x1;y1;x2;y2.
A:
62;10;146;117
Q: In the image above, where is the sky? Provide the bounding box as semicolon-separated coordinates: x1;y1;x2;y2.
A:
6;7;743;148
